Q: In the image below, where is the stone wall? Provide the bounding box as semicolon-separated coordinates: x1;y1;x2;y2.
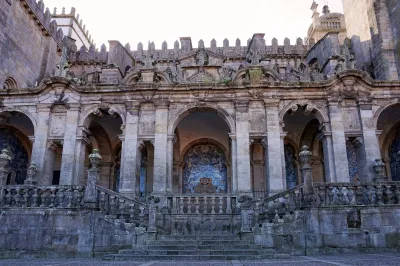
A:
254;206;400;255
0;209;134;259
0;0;60;88
387;0;400;80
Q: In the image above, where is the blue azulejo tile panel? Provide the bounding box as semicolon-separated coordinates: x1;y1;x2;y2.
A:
284;144;298;189
390;128;400;181
183;144;227;193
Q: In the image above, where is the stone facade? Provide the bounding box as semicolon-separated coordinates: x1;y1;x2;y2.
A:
0;0;400;259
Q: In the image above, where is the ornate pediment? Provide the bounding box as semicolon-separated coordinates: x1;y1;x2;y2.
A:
188;67;216;83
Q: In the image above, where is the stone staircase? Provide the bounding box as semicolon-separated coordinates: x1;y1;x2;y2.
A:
104;235;290;261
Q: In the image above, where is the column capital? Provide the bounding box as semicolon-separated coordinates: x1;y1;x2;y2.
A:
138;141;146;152
125;100;141;116
47;141;59;153
229;133;237;140
167;134;177;144
319;122;331;132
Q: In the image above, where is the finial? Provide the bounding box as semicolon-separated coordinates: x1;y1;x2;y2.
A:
62;7;65;14
53;7;57;15
322;4;330;14
198;39;204;49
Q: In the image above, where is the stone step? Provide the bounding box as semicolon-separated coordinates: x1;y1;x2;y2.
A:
144;244;255;250
118;249;268;256
104;254;281;261
145;240;252;245
159;235;241;241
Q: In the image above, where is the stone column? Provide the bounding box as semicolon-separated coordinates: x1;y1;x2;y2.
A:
235;101;252;195
153;100;169;195
43;142;58;185
30;104;51;185
359;102;382;182
317;123;336;182
299;146;313;194
328;101;350;182
229;134;238;193
166;135;176;193
119;102;140;199
136;141;146;196
264;99;285;195
60;104;81;185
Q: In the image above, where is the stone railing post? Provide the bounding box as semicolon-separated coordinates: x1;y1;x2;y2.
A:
24;162;38;185
238;195;253;233
83;149;102;208
299;145;313;194
373;159;387;182
147;196;159;233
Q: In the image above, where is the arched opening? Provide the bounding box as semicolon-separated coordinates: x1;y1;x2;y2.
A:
283;106;326;183
82;109;123;189
0;111;34;184
173;108;231;194
377;104;400;180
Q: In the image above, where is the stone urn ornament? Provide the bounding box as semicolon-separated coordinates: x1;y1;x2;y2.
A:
24;162;37;185
89;149;102;169
373;159;387;182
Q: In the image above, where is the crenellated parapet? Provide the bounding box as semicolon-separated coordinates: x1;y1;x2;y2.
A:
17;0;64;51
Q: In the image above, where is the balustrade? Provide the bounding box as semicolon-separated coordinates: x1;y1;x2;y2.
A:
0;185;84;208
170;195;237;214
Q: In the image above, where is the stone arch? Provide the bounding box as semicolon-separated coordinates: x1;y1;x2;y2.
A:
373;99;399;130
122;71;141;85
79;104;126;127
180;138;229;163
279;101;329;127
232;69;247;83
2;77;18;90
1;108;37;132
262;68;281;81
168;104;235;135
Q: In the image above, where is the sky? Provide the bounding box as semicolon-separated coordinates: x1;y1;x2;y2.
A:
44;0;344;49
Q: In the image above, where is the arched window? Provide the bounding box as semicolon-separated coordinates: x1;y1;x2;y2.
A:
2;77;17;90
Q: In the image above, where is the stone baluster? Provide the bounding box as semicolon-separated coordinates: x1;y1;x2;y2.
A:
83;149;102;208
347;186;355;205
337;186;344;205
211;196;216;214
0;149;11;203
219;197;224;214
327;185;334;205
56;188;65;207
32;188;39;207
40;190;49;207
66;188;73;208
384;185;394;204
15;188;21;207
118;199;125;220
195;197;200;214
22;188;29;207
49;188;56;208
74;187;83;208
99;191;106;211
355;185;364;205
187;197;193;214
367;185;375;205
179;197;184;214
375;184;384;205
318;186;325;206
139;207;145;226
129;204;135;221
203;197;209;214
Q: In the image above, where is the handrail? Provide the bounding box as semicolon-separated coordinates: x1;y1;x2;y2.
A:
95;185;147;207
263;184;305;203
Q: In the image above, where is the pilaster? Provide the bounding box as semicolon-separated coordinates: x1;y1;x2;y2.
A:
153;100;170;195
30;104;51;185
60;103;81;185
42;141;58;185
318;123;336;182
359;101;382;181
264;99;285;195
328;100;350;182
235;100;251;194
119;101;140;199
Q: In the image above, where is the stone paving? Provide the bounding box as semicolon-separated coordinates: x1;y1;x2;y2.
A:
0;253;400;266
